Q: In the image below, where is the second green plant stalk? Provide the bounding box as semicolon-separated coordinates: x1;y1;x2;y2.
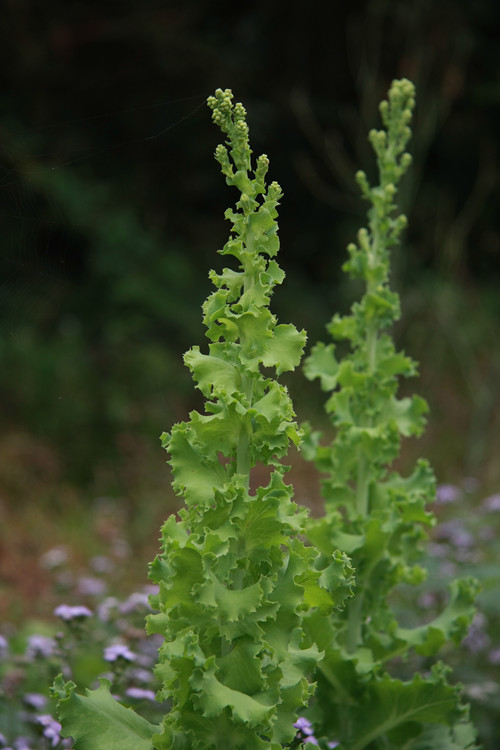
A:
302;78;480;750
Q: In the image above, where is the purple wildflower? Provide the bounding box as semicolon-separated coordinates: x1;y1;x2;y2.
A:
418;591;438;610
435;520;470;546
129;667;153;683
435;484;461;504
14;739;32;750
90;555;114;574
104;643;136;662
111;538;131;559
125;687;157;702
39;546;69;570
434;520;475;560
76;576;107;597
0;634;8;658
294;717;313;733
23;693;47;710
36;715;62;747
137;632;162;662
327;743;340;749
463;613;491;653
294;717;319;745
25;635;55;660
119;592;151;614
488;647;500;665
428;542;449;559
482;493;500;512
96;596;119;622
54;604;93;621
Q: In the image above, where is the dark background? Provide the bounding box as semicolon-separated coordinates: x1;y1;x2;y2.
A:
0;0;499;496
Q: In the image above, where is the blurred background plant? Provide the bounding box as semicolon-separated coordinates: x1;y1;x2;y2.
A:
0;533;167;748
0;0;499;747
392;480;500;748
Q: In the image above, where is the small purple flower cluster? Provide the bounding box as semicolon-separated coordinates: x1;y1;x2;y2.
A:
36;716;64;748
104;643;136;663
0;543;162;748
0;690;71;750
428;480;500;572
54;605;92;621
294;716;319;745
415;476;500;741
293;717;339;748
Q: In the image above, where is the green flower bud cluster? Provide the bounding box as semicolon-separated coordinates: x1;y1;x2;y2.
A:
208;88;251;174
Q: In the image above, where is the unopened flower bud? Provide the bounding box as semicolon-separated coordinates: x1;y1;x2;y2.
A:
235;120;249;135
369;129;387;152
401;152;412;170
355;170;370;196
233;102;247;120
255;154;270;184
267;181;282;201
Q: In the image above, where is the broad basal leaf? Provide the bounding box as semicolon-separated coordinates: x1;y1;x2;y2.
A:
51;675;159;750
396;578;480;657
403;721;480;750
345;666;466;750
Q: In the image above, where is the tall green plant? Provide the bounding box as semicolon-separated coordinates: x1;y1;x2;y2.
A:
302;79;480;749
51;89;352;749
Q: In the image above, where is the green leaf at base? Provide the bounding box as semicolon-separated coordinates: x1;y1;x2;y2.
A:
344;665;471;750
51;675;159;750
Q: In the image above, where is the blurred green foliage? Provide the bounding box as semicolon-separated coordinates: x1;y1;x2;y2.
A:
392;482;500;749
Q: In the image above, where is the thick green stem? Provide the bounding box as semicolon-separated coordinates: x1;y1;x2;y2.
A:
319;662;355;706
236;334;254;486
346;593;364;654
236;420;251;482
236;263;255;486
346;553;380;654
366;321;377;373
355;451;369;517
351;312;376;646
